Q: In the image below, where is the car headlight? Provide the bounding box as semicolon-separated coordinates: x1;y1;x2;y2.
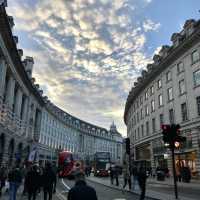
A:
97;170;100;173
108;170;110;173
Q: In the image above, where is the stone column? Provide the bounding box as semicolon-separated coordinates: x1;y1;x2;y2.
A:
150;141;156;170
191;128;200;177
14;88;23;118
5;76;15;109
0;59;7;103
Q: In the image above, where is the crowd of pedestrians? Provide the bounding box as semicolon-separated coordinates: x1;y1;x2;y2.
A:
0;161;57;200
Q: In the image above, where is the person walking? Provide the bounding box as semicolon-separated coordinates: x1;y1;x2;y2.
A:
42;162;56;200
122;165;131;191
8;163;23;200
68;171;98;200
137;166;147;200
25;165;40;200
0;165;7;196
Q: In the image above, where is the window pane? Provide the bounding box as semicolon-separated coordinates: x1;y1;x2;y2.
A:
158;79;162;89
177;62;184;73
196;96;200;116
193;69;200;86
169;109;174;124
166;71;172;81
168;88;173;101
181;103;188;121
179;80;186;94
159;94;163;106
192;50;200;63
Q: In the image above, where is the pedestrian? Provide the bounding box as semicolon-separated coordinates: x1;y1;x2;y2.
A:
68;171;98;200
122;164;131;191
137;166;147;200
8;163;23;200
109;164;114;185
25;164;40;200
113;164;119;186
0;165;7;196
132;166;138;191
42;162;56;200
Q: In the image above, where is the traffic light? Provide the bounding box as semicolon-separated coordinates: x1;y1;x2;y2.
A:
161;124;186;148
161;124;171;145
125;138;130;155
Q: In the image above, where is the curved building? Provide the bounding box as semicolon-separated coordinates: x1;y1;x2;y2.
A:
124;19;200;177
0;3;123;166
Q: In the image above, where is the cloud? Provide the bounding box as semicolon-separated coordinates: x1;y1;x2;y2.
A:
7;0;161;136
143;19;161;32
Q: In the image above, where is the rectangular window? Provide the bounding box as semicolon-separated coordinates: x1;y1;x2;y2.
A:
158;94;163;106
146;121;149;136
140;108;143;120
137;127;140;139
160;114;164;127
145;105;149;116
145;91;148;100
151;100;155;112
157;79;162;89
197;96;200;116
181;103;188;121
166;71;172;82
137;112;139;122
134;116;136;125
177;62;184;73
141;124;144;137
134;130;137;140
192;50;200;64
169;109;174;124
152;118;156;133
179;79;186;95
140;96;143;105
193;69;200;87
150;85;154;95
167;87;173;101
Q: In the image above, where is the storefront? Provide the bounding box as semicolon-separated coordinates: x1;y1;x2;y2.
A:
175;150;197;177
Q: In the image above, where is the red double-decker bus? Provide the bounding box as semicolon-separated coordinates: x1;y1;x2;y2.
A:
58;151;84;178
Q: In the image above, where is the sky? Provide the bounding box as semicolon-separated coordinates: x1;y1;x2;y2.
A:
6;0;200;136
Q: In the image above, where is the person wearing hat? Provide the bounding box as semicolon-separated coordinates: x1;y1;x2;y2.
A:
68;171;98;200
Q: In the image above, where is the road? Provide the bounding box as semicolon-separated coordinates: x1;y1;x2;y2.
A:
55;178;153;200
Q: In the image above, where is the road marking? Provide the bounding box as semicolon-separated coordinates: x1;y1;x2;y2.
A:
113;199;126;200
56;192;67;200
61;178;71;190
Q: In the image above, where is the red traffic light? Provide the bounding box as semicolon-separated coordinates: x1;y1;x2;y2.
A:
161;124;170;131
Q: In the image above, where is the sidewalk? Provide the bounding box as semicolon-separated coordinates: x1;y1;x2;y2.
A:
147;177;200;189
87;175;199;200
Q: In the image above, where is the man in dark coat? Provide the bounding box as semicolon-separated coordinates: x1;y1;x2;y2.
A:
25;165;40;200
68;171;98;200
0;166;7;196
137;166;147;200
42;162;56;200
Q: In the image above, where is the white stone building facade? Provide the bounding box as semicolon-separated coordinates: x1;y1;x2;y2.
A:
124;19;200;177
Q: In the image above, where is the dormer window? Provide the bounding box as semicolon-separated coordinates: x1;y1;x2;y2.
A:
192;50;200;64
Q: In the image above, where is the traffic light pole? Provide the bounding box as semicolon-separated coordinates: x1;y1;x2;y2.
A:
171;145;178;199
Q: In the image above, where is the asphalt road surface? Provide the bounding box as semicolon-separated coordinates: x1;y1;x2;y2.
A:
55;178;154;200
